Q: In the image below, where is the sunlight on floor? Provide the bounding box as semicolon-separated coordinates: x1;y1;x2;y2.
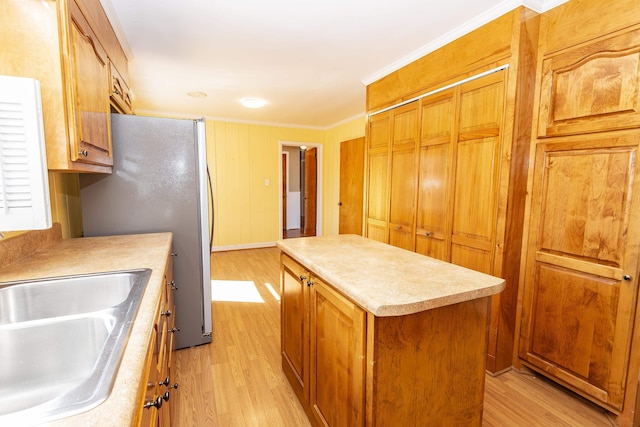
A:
263;282;281;302
211;280;265;303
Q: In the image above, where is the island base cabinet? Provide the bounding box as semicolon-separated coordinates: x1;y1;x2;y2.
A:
309;277;366;427
367;297;490;426
280;254;492;427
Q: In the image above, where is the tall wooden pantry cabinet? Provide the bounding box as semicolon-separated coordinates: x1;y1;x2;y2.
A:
364;6;540;374
516;0;640;424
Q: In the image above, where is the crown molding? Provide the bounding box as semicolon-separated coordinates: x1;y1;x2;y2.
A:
361;0;568;86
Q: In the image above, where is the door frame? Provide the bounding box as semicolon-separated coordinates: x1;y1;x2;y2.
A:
279;141;323;239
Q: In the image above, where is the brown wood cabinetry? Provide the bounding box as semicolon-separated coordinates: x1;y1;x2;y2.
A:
281;253;366;427
1;0;131;173
365;112;391;243
280;250;493;426
138;254;177;427
517;3;640;424
281;254;310;404
364;7;539;373
309;276;366;427
365;101;420;250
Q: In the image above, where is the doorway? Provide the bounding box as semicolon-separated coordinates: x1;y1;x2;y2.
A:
280;142;322;239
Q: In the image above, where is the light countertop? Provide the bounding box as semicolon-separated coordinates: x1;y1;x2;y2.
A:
0;231;172;426
276;234;505;317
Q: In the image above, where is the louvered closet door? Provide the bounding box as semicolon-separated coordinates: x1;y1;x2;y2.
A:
519;133;640;410
415;90;455;261
450;72;505;274
388;101;419;251
366;111;391;243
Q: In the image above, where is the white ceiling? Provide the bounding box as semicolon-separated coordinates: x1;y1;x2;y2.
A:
102;0;565;129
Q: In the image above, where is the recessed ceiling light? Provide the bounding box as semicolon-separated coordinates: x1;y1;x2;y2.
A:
241;98;266;108
187;91;207;98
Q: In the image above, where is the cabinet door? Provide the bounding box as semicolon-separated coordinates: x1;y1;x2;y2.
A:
415;90;455;261
309;277;366;427
519;133;640;410
388;101;419;251
68;0;112;166
537;27;640;138
281;254;310;403
366;112;391;243
450;72;505;274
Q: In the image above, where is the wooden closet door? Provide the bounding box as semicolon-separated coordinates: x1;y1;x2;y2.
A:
450;72;505;273
415;90;455;261
366;112;391;243
519;133;640;410
388;101;420;251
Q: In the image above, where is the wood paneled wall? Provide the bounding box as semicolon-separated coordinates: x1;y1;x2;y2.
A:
207;118;365;248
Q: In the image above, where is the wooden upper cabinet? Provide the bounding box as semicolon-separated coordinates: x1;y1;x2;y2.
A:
365;112;391;243
519;132;640;411
110;63;133;114
538;27;640;138
415;91;455;261
1;0;129;173
450;72;505;274
67;0;112;167
388;101;419;251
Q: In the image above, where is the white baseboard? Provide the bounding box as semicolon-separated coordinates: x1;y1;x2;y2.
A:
211;241;277;252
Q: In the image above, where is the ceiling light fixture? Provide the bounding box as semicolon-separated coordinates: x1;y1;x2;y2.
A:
241;98;266;108
187;91;207;98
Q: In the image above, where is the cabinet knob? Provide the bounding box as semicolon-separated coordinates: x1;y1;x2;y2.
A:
169;280;178;290
169;327;180;333
307;280;313;287
159;377;170;387
299;274;307;282
425;231;432;237
78;149;88;157
338;202;343;206
161;309;172;317
624;275;632;281
395;225;402;231
144;396;163;410
162;391;170;402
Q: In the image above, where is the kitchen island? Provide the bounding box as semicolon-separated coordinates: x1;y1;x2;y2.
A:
276;234;505;427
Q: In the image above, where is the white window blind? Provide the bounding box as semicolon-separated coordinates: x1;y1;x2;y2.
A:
0;75;51;232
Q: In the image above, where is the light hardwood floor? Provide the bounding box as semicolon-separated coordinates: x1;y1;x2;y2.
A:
173;247;615;426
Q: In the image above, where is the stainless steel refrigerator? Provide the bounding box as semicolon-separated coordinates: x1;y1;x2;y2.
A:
79;114;212;349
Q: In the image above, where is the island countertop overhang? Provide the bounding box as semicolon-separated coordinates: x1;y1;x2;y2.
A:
276;234;505;317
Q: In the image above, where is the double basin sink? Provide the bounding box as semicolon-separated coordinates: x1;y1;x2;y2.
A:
0;269;151;425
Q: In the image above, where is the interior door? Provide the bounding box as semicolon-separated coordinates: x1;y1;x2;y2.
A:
303;147;317;236
450;72;505;274
519;132;640;410
415;90;455;261
388;101;420;251
339;137;365;235
282;153;287;231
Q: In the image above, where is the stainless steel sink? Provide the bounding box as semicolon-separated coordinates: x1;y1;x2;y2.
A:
0;269;151;425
